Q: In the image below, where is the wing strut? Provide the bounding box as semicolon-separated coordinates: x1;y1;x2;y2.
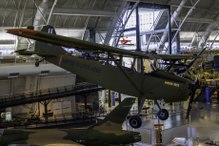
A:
108;52;143;97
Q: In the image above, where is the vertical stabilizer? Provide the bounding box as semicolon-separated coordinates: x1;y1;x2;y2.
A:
92;98;135;130
35;25;67;56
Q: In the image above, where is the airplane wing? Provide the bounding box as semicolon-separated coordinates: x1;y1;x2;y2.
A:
182;49;219;55
7;28;195;60
157;54;196;60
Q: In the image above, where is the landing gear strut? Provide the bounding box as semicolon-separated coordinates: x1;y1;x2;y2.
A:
35;57;45;67
155;100;169;120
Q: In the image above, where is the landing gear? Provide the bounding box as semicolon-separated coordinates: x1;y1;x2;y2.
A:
157;109;169;120
129;115;142;129
35;61;40;67
155;100;169;120
35;57;45;67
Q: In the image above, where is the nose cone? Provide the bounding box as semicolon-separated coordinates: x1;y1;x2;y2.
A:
7;28;37;38
7;29;23;35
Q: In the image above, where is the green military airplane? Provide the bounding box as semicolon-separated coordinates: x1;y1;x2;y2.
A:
0;98;141;146
7;26;196;128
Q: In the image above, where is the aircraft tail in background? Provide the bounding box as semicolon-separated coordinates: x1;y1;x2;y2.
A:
91;97;135;130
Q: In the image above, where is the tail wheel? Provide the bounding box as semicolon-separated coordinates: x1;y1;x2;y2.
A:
129;115;142;129
35;61;40;67
157;109;169;120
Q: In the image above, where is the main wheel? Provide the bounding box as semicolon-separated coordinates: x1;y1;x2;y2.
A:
157;109;169;120
129;115;142;129
35;61;39;67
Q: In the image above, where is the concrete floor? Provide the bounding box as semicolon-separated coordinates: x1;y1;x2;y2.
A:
130;101;219;145
3;101;219;146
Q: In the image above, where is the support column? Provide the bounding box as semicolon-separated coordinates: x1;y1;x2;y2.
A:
33;0;49;29
172;30;181;53
135;5;143;73
136;6;144;113
205;87;211;104
168;6;172;54
118;56;123;104
90;29;96;43
0;108;5;124
217;91;219;103
176;31;180;53
40;100;51;124
108;90;112;108
198;16;219;49
159;0;188;51
112;92;115;106
84;95;87;112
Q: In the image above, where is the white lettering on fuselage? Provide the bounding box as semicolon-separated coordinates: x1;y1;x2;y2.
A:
164;81;180;87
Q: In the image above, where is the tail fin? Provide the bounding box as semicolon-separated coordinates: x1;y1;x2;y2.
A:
92;98;135;130
34;25;67;56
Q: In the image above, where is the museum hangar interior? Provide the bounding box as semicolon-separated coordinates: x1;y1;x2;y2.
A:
0;0;219;145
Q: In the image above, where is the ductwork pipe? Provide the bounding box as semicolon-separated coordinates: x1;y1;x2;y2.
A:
159;0;188;49
198;17;219;49
33;0;49;30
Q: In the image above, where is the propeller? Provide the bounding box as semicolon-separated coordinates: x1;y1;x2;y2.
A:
178;47;208;119
186;80;200;119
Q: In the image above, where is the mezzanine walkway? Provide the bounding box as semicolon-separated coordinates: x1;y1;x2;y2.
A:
0;82;104;109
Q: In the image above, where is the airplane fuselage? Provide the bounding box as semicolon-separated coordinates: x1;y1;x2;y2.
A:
46;55;192;102
6;26;193;103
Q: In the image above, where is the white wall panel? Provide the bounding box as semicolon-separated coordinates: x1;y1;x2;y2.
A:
39;74;76;89
0;79;10;96
0;73;77;120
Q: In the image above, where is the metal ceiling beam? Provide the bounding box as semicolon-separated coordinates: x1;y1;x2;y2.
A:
111;0;140;47
33;0;49;29
190;0;218;48
171;0;201;46
158;0;188;50
104;1;128;45
53;8;115;17
47;0;58;25
176;17;213;24
198;17;219;48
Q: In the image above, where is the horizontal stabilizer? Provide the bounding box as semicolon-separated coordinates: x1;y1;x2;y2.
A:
15;49;34;55
15;49;55;57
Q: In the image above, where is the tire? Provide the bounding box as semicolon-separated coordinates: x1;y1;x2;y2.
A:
129;115;142;129
35;62;39;67
157;109;169;120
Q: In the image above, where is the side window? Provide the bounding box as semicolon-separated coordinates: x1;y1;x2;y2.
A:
48;28;54;34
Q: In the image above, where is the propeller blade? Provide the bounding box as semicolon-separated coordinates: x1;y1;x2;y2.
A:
186;90;195;119
186;81;200;119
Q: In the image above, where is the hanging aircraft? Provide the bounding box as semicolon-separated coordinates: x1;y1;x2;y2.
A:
0;98;141;146
7;26;199;128
119;37;134;46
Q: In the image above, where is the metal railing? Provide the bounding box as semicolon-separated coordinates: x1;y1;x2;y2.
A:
0;82;104;109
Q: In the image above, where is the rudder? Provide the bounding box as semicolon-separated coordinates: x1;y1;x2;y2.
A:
34;25;67;56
